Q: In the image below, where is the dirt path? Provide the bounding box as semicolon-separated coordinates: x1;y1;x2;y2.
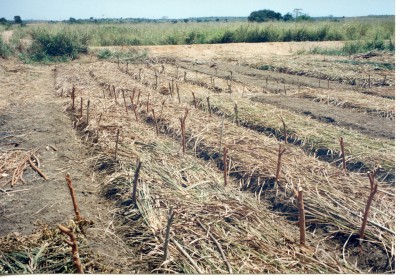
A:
0;60;130;271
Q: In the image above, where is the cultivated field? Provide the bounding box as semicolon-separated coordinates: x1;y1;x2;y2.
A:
0;28;395;274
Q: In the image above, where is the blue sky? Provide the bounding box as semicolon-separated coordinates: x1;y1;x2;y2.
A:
0;0;395;20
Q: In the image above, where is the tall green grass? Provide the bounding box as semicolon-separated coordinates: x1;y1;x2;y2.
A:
18;17;394;47
0;37;12;58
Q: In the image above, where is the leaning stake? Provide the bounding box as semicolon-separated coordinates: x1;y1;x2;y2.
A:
359;168;380;240
163;208;175;261
65;173;82;221
132;160;142;207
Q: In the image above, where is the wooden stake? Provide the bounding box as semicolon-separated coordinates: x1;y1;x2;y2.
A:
339;137;346;172
86;99;90;124
297;188;306;245
192;91;197;108
132;160;142;207
275;144;286;186
163;207;175;261
219;117;224;155
80;97;83;118
179;109;189;153
152;109;159;135
58;225;84;273
184;71;187;82
71;85;75;110
206;96;211;117
234;102;239;126
65;173;82;221
279;116;287;144
114;129;120;160
223;147;228;187
176;83;181;103
359;168;380;240
122;91;128;114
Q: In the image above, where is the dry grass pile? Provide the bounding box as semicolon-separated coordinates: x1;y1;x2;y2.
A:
86;61;395;256
123;62;395;181
0;222;111;274
52;64;394;273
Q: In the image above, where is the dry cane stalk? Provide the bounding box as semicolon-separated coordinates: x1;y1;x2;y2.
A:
65;173;82;221
163;207;175;261
179;109;189;154
114;129;120;160
152;109;159;135
71;85;75;110
132;160;142;207
196;219;232;273
176;83;181;104
206;96;211;117
359;168;380;240
137;89;141;105
80;97;83;118
191;91;197;108
234;102;239;126
28;157;48;180
223;147;228;187
297;188;306;245
122;91;128;114
86;99;90;124
279;116;287;144
58;224;84;273
275;144;286;187
339;137;346;172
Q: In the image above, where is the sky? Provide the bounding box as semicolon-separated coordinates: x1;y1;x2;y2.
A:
0;0;395;21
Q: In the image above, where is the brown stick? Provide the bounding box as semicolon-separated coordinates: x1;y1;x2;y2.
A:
359;168;380;240
339;137;346;172
179;109;189;153
28;157;48;180
297;188;306;245
86;99;90;124
206;96;211;117
176;83;181;103
234;102;239;126
71;85;75;110
114;129;120;160
191;91;197;108
58;224;84;274
223;147;228;187
122;90;128;114
196;219;233;273
275;144;286;185
80;97;83;118
152;109;159;135
163;207;175;261
65;173;82;221
279;116;287;144
137;89;141;105
132;160;142;206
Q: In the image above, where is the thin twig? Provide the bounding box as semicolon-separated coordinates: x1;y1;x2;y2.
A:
132;160;142;207
196;219;232;273
163;208;175;261
65;173;82;221
171;238;203;274
58;224;84;273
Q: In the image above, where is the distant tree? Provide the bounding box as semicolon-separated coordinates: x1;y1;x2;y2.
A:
248;9;282;22
196;19;202;23
171;19;178;24
0;17;8;25
216;18;220;22
283;13;294;21
69;17;77;23
184;18;189;23
296;14;312;21
14;15;22;25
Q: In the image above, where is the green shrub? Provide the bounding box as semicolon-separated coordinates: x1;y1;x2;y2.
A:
26;28;89;62
97;48;112;59
0;37;13;58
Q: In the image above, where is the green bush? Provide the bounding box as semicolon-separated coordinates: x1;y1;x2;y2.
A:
97;48;112;59
0;37;13;58
26;28;89;62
